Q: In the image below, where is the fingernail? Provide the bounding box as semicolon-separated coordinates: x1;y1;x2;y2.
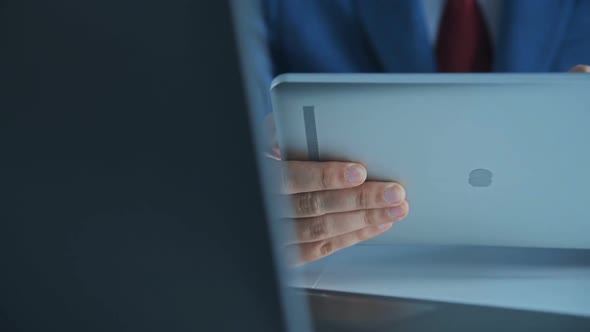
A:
379;222;394;230
273;147;281;158
387;205;406;218
344;165;366;184
384;185;404;204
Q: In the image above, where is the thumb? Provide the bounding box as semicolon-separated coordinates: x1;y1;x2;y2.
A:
569;65;590;73
264;113;281;159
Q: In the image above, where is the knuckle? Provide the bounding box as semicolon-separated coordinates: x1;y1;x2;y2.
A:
297;192;321;216
353;230;368;243
359;230;372;242
319;241;334;257
356;187;370;209
362;210;373;227
358;227;378;242
307;216;329;241
319;167;331;190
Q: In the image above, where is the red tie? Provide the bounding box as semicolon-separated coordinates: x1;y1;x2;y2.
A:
436;0;493;72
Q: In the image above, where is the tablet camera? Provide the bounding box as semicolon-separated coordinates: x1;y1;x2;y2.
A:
469;169;493;187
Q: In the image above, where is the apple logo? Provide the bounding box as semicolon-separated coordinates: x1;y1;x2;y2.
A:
469;169;493;187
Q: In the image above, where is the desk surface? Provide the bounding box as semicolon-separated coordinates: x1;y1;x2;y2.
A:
290;245;590;317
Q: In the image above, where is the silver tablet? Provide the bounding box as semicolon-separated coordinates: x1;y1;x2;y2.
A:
271;74;590;248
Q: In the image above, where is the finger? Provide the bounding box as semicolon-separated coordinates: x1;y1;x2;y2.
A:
287;201;409;244
569;65;590;73
288;222;395;265
288;182;406;218
280;161;367;194
272;147;281;159
264;151;281;161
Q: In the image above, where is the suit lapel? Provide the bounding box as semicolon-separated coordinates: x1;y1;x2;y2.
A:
357;0;435;73
495;0;576;72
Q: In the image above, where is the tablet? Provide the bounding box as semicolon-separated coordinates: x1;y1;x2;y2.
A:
271;74;590;248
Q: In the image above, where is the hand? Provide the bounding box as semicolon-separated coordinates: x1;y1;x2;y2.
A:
265;114;410;266
569;65;590;72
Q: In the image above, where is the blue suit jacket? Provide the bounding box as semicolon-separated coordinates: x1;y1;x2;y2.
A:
254;0;590;118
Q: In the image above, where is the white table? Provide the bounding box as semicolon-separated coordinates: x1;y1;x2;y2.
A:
290;244;590;317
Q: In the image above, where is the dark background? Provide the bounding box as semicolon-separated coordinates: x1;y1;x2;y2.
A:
0;1;286;331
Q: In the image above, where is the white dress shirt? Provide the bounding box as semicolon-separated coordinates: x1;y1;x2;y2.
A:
422;0;502;46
